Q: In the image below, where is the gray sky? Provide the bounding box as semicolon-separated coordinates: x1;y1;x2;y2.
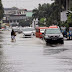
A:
2;0;54;10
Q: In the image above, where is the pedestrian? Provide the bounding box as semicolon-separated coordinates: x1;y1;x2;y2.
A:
11;29;16;42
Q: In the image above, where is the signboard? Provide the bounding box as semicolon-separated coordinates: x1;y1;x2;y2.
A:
61;11;67;21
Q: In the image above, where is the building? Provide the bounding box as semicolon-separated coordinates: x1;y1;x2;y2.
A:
26;10;33;17
3;7;33;26
4;7;18;15
8;14;26;25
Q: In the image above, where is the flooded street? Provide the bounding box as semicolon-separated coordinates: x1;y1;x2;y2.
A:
0;31;72;72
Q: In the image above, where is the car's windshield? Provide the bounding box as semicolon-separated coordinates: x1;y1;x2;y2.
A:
40;29;45;33
23;28;33;31
46;28;61;34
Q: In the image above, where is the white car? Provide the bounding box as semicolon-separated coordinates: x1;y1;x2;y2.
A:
22;27;34;38
12;27;19;32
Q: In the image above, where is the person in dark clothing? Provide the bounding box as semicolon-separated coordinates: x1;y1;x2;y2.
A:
11;29;16;41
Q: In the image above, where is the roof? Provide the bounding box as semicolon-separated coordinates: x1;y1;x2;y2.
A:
10;14;26;16
4;8;27;11
36;27;48;29
49;25;58;28
26;12;33;17
4;8;18;10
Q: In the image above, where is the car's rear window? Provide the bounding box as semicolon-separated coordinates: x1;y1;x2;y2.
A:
46;28;61;34
23;28;33;31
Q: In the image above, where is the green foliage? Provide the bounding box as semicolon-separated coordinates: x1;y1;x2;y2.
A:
40;18;45;23
67;13;72;27
32;3;51;20
0;0;4;20
59;12;72;28
67;14;72;24
19;20;30;27
32;2;61;26
19;18;32;27
38;22;46;27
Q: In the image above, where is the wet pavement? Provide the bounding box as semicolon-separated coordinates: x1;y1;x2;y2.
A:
0;31;72;72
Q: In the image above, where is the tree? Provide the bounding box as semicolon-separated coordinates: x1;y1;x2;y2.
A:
0;0;4;20
32;8;39;19
33;0;67;26
19;18;32;27
19;20;30;27
32;2;62;26
67;13;72;27
0;0;4;29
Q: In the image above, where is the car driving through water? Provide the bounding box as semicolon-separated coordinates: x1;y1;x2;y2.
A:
22;27;35;38
44;28;64;44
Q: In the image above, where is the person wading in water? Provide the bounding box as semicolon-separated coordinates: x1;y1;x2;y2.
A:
11;29;16;42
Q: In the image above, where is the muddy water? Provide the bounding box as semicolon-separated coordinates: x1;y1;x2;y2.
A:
0;31;72;72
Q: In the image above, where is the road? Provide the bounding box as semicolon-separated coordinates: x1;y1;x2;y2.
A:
0;31;72;72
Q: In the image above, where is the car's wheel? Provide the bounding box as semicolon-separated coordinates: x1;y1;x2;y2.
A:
46;40;49;44
69;36;71;40
60;40;64;44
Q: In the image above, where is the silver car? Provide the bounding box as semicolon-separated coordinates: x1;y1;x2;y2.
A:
44;28;64;44
12;27;19;32
22;28;33;38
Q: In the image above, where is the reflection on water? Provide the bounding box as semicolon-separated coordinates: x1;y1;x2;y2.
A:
0;40;3;42
43;44;68;55
43;48;68;55
46;43;64;47
0;32;3;34
0;31;72;72
0;36;3;38
0;32;3;48
0;36;3;54
0;50;3;55
0;44;2;48
0;32;3;44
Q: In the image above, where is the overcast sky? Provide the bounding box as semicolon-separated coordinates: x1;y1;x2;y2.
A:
2;0;54;10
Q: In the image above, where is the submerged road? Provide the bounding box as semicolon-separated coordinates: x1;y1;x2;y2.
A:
0;31;72;72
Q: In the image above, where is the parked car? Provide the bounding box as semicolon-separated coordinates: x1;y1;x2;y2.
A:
44;28;64;44
22;27;34;38
17;27;23;33
12;27;19;32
